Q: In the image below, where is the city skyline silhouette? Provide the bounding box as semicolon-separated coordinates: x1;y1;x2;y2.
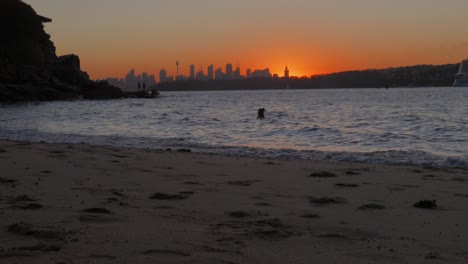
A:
105;62;292;90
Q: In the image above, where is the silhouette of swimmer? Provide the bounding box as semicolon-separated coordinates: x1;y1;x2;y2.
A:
257;108;266;119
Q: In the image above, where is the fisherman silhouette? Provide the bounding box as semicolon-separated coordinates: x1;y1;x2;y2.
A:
257;108;266;119
138;82;141;90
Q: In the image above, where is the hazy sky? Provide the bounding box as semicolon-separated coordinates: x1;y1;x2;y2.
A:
24;0;468;80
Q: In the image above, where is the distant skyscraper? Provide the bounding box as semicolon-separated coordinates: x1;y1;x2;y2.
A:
109;69;157;91
226;63;233;80
189;64;195;80
207;64;214;80
142;72;148;84
252;68;271;78
215;67;225;80
159;69;168;83
148;75;156;85
284;66;290;78
124;68;140;90
246;69;252;79
233;66;241;79
176;60;179;79
196;69;205;80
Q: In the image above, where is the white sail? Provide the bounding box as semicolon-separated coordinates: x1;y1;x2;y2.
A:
453;59;468;87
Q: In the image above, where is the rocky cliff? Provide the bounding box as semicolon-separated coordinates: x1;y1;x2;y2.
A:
0;0;123;102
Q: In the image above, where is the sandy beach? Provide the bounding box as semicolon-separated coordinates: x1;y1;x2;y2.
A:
0;139;467;263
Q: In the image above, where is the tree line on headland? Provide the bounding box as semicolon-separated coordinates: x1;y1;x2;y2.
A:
158;63;459;91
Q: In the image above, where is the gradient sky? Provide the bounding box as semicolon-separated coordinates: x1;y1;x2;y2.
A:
24;0;468;80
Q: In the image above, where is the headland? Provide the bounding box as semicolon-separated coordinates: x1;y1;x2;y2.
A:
0;0;122;102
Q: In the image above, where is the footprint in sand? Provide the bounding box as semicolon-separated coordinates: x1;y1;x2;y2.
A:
309;171;337;178
48;150;67;154
12;203;44;210
316;233;348;239
89;254;117;260
452;177;468;182
79;208;118;223
8;222;68;241
387;186;405;192
198;161;219;166
421;174;437;180
184;181;203;185
358;203;386;210
0;178;17;184
48;150;68;158
413;200;437;209
345;170;361;175
111;154;128;158
13;195;37;202
9;195;43;210
227;180;260;187
13;244;61;253
149;192;193;200
255;202;272;207
0;243;62;258
335;183;359;188
213;217;294;241
81;208;113;214
300;213;320;219
226;211;251;218
143;249;191;257
309;196;347;205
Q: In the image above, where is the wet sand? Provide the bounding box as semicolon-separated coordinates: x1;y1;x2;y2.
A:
0;139;467;263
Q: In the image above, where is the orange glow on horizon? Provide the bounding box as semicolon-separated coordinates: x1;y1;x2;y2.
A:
24;0;468;81
70;28;465;81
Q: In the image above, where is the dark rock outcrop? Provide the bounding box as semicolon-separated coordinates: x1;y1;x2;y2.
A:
0;0;123;102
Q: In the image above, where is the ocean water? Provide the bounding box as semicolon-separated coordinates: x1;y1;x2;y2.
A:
1;87;467;168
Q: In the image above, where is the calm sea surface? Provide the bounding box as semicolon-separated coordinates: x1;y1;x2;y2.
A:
1;87;467;167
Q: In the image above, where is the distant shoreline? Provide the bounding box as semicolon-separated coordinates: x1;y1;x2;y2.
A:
155;63;458;91
157;83;451;92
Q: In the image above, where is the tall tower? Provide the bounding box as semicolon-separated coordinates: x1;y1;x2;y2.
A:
207;64;214;80
159;69;167;83
284;66;290;79
189;64;195;80
226;63;233;80
176;60;179;79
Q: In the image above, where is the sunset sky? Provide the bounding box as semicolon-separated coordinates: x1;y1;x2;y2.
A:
24;0;468;80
